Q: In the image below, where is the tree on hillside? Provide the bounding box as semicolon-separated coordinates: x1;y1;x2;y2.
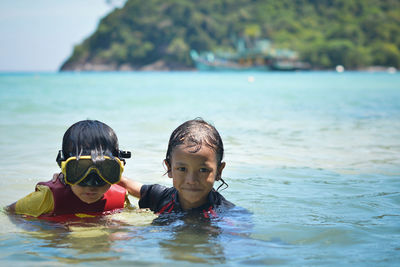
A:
61;0;400;71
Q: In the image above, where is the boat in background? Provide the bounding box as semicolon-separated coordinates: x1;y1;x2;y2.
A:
190;39;310;71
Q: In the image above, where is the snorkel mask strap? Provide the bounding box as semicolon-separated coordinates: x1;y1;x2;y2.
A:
58;150;130;166
56;150;65;167
55;150;67;185
118;150;131;165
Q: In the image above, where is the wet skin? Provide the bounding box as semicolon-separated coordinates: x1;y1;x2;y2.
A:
71;183;111;204
167;144;225;210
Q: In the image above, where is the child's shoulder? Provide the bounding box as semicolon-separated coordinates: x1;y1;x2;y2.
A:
15;184;54;217
140;183;175;198
211;190;235;209
139;184;176;211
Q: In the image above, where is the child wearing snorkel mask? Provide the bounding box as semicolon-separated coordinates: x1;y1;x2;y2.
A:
119;118;234;218
7;120;131;220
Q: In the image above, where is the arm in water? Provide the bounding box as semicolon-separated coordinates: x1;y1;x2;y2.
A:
118;176;143;199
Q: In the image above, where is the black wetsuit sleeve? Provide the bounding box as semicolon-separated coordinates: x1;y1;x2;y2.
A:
138;184;168;211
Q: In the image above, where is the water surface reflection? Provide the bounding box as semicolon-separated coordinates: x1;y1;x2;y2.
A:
5;207;254;265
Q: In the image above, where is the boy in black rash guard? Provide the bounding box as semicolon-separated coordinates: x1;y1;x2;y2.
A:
119;118;234;218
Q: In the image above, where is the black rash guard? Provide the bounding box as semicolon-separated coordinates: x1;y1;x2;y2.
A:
139;184;235;217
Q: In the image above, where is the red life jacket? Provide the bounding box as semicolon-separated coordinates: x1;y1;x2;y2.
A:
36;177;126;221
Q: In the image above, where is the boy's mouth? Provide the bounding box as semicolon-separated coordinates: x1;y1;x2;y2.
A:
182;188;202;192
83;192;99;197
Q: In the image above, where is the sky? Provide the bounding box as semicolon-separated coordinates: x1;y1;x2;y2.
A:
0;0;125;72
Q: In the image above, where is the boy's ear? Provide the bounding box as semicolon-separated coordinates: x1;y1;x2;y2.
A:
164;159;173;178
216;162;226;181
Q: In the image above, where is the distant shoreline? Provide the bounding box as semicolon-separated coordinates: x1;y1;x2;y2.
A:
58;62;398;73
0;66;397;74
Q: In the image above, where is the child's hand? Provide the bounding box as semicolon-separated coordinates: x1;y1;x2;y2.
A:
52;173;63;183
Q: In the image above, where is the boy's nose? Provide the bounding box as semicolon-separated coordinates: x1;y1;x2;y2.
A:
185;171;197;184
79;172;107;187
87;186;99;192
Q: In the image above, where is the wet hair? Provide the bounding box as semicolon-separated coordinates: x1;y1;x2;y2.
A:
165;118;228;191
61;120;119;160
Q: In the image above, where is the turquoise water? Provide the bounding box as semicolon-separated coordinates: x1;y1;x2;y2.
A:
0;72;399;266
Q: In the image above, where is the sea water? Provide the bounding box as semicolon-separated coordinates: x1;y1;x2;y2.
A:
0;71;399;266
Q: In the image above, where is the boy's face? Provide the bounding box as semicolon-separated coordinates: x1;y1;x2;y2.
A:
71;183;111;204
167;144;225;210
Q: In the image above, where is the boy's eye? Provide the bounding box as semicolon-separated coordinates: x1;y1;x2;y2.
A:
177;167;186;172
199;168;210;173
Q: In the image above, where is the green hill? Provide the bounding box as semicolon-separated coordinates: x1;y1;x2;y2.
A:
60;0;400;71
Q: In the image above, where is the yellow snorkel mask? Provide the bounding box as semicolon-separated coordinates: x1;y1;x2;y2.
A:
56;150;131;186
